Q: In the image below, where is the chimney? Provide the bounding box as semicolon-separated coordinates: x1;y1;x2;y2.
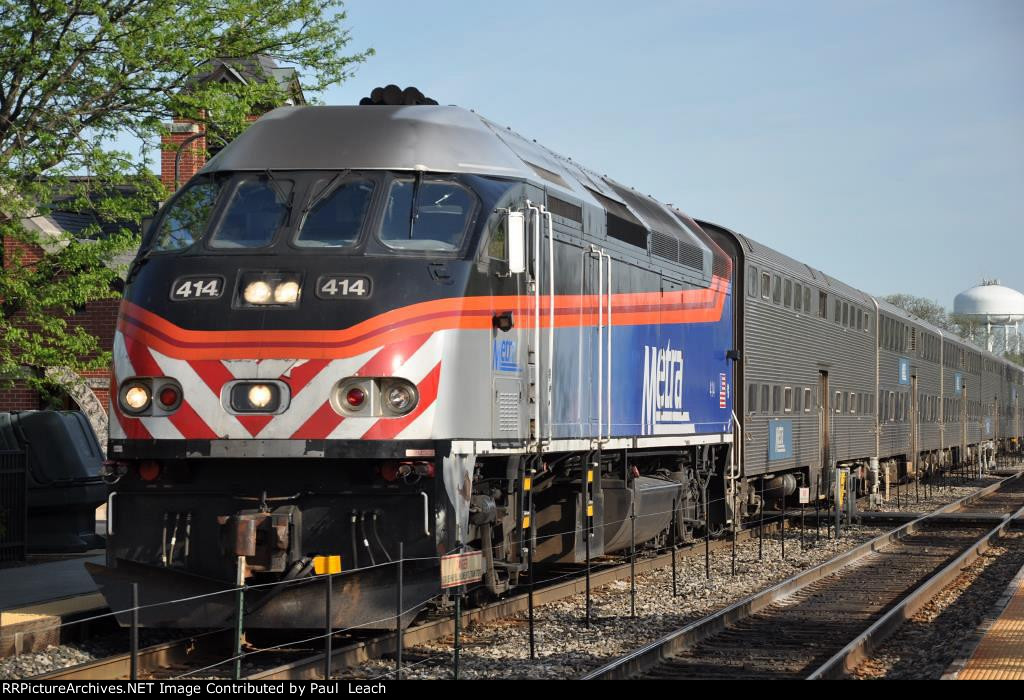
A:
160;118;206;193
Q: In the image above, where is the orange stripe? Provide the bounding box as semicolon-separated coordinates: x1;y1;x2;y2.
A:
119;278;730;361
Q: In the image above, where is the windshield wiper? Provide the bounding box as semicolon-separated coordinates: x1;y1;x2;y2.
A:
300;170;350;218
265;168;295;225
407;171;423;240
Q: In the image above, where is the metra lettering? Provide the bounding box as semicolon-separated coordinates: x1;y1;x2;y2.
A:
641;342;687;435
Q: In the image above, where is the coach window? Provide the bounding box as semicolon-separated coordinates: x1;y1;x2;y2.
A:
888;392;895;422
761;272;771;300
772;275;782;304
761;384;770;413
209;175;293;249
151;176;223;251
843;303;850;327
294;178;375;248
379;178;477;252
804;287;811;314
849;392;856;414
748;266;758;297
784;386;793;413
784;279;792;307
748;384;758;414
804;388;812;412
818;291;827;319
772;386;781;413
794;283;803;312
794;387;802;412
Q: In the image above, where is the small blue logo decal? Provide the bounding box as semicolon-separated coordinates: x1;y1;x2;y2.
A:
898;358;911;385
493;338;519;373
768;419;792;462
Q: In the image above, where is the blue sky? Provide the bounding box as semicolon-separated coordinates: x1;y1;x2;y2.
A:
141;0;1024;306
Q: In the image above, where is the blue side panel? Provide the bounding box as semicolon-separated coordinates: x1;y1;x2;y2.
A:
551;290;733;439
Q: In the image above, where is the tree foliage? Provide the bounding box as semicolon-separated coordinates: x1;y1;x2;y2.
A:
0;0;371;391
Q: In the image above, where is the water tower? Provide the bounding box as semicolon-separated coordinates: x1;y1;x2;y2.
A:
953;281;1024;354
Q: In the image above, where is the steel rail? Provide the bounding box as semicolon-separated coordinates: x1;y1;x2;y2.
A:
581;471;1024;680
34;629;232;680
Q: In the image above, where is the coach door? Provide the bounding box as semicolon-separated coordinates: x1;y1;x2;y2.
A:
819;371;830;470
910;375;919;475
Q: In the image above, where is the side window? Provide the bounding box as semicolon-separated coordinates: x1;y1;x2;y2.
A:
772;275;782;304
819;291;828;319
842;302;849;327
794;387;802;413
747;266;758;297
784;386;793;413
834;299;841;323
772;385;781;413
487;214;507;260
748;383;758;414
804;287;811;314
794;283;803;312
761;384;770;413
849;392;856;414
803;388;812;413
761;272;771;300
783;279;792;307
835;390;842;413
151;178;222;251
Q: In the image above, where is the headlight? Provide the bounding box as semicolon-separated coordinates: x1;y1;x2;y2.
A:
382;381;418;415
273;281;300;304
238;272;302;307
243;280;273;304
248;384;273;408
227;382;284;413
120;383;151;413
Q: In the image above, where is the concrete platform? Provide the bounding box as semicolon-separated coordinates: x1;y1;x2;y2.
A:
0;555;107;657
947;561;1024;680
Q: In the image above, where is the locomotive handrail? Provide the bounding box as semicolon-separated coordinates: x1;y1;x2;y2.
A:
527;200;542;447
545;206;555;445
590;245;606;443
604;249;613;441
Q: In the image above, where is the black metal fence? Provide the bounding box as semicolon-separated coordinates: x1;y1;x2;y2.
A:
0;449;27;563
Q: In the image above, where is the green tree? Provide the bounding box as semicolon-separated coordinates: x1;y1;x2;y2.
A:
0;0;371;393
881;293;954;331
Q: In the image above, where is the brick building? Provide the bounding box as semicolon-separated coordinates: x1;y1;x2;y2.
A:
0;55;303;444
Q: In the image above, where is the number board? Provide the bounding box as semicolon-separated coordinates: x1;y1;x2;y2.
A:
170;276;224;300
316;275;372;299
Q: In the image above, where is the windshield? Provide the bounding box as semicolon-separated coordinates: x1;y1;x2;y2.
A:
208;175;293;249
294;178;375;248
150;177;222;251
378;178;476;252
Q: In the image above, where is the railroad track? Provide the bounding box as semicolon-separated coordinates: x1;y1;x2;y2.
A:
582;472;1024;680
35;472;1021;681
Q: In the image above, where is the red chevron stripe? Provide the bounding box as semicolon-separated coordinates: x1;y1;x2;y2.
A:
291;400;344;440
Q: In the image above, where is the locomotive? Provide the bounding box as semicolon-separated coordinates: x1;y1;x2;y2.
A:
90;101;1024;630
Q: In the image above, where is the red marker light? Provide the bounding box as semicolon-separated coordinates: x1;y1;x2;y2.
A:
138;461;161;482
346;387;366;407
159;386;179;407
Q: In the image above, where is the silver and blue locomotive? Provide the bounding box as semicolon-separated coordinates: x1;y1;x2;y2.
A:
91;105;738;628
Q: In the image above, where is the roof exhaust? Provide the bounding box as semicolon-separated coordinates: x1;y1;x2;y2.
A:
360;84;438;106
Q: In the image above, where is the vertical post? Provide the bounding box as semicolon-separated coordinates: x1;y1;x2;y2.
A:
395;542;403;680
453;588;461;681
130;582;139;681
758;479;764;560
234;556;245;681
324;571;333;680
834;470;842;539
671;501;679;595
585;456;594;628
780;493;786;559
630;475;636;618
800;502;805;550
704;483;710;579
528;498;535;660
